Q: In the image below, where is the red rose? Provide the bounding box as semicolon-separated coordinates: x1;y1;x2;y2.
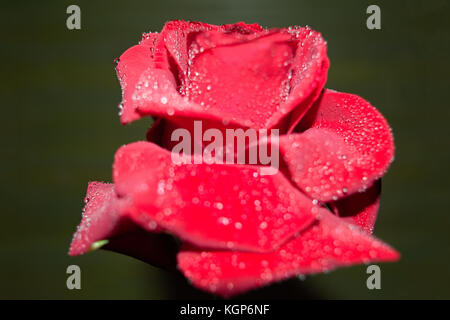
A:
70;20;399;297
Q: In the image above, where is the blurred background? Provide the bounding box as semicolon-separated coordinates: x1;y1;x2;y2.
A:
1;0;449;299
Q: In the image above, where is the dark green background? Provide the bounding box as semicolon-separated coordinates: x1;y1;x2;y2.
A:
2;0;449;299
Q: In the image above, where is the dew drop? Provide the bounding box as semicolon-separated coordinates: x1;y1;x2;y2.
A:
218;217;230;225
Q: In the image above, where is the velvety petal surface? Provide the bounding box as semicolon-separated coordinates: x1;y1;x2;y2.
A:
69;182;133;256
113;141;319;252
186;31;296;128
279;89;394;201
177;210;399;297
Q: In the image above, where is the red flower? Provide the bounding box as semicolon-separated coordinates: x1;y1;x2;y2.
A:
70;20;399;297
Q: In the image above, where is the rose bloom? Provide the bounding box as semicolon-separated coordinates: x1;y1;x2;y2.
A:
70;21;399;297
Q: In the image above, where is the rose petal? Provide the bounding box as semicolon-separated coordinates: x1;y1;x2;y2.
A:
279;89;394;201
69;182;134;256
269;27;329;130
113;141;318;252
160;21;264;95
177;210;399;297
69;182;178;269
116;33;160;124
330;179;381;234
185;31;296;129
158;20;221;92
